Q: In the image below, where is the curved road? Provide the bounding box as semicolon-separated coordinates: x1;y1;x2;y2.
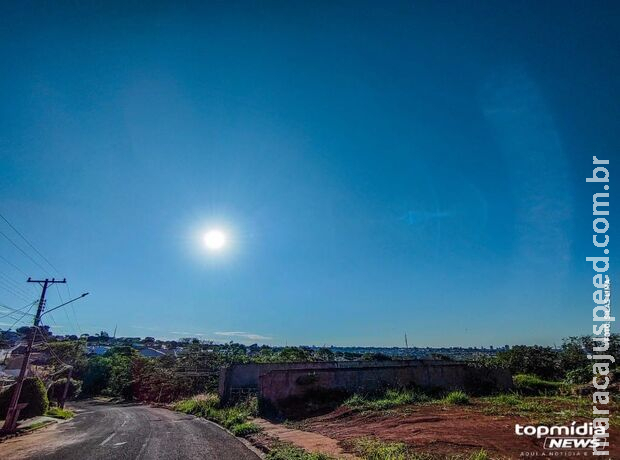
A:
0;401;261;460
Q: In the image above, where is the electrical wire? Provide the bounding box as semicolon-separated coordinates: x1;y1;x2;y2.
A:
0;212;62;274
0;300;37;320
35;326;73;368
0;229;53;276
0;212;83;337
1;301;36;331
0;254;30;278
0;280;32;301
0;271;35;295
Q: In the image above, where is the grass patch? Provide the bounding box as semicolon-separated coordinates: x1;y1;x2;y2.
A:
266;443;335;460
484;393;521;406
22;420;52;431
348;437;489;460
351;437;408;459
479;393;610;426
173;394;261;437
442;391;470;405
230;421;262;437
45;407;74;420
344;389;432;411
513;374;565;396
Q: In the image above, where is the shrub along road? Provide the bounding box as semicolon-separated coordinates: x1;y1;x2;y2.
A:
0;400;261;460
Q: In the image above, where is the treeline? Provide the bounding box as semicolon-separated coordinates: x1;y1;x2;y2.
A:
476;334;619;384
37;334;617;405
47;343;348;403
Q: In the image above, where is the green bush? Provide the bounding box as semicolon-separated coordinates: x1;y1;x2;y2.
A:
564;367;592;385
442;391;470;405
0;377;49;420
513;374;564;396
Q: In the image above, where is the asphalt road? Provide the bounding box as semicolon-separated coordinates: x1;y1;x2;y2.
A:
0;401;262;460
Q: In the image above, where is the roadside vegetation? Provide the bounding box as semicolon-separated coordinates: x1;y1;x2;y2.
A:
442;390;470;405
173;394;261;437
0;377;49;420
265;443;334;460
512;374;566;395
347;438;490;460
344;388;432;411
45;406;75;420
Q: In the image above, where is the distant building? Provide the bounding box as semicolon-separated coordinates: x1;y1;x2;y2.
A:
87;345;111;356
138;347;166;358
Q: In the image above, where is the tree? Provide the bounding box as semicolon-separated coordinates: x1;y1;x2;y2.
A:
314;347;335;362
46;340;88;378
81;356;112;396
16;326;31;336
361;352;392;361
494;345;560;380
278;347;312;362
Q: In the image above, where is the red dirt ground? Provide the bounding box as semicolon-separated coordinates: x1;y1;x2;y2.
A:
297;405;619;458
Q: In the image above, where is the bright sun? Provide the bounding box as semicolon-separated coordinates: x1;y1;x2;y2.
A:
203;229;227;251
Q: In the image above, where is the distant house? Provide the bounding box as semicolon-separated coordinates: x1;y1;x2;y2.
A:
138;347;166;358
87;345;111;356
2;348;50;378
85;344;168;359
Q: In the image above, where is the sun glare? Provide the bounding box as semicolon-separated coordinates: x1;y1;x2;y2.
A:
203;229;227;251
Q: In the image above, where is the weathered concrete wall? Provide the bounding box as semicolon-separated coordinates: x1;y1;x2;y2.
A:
258;362;512;417
219;362;342;402
219;360;512;411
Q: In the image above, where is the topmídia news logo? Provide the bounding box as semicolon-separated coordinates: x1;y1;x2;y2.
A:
516;422;606;453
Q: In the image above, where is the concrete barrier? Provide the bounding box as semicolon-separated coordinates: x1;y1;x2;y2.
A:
219;360;512;417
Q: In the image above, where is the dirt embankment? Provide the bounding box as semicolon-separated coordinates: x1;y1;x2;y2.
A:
296;405;619;458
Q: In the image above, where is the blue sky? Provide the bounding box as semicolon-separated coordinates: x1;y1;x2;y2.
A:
0;1;617;346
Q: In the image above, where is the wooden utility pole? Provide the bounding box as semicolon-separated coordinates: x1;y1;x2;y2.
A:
59;366;73;409
1;277;66;433
59;339;79;409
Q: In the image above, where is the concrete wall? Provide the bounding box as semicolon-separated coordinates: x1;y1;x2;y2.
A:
219;360;512;413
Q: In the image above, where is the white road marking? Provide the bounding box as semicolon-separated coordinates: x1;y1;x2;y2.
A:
100;433;116;446
114;442;127;447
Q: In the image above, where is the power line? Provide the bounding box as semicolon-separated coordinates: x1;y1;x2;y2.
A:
0;301;36;332
0;271;34;293
0;300;37;320
55;283;78;334
65;285;82;335
0;212;61;274
0;229;52;276
0;274;33;297
35;326;72;368
0;280;32;302
0;254;30;278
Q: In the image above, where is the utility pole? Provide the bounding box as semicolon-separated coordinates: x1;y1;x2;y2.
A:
59;339;79;409
1;277;66;433
59;366;73;409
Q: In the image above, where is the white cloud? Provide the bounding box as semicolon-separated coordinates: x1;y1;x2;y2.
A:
169;331;205;336
214;331;272;341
